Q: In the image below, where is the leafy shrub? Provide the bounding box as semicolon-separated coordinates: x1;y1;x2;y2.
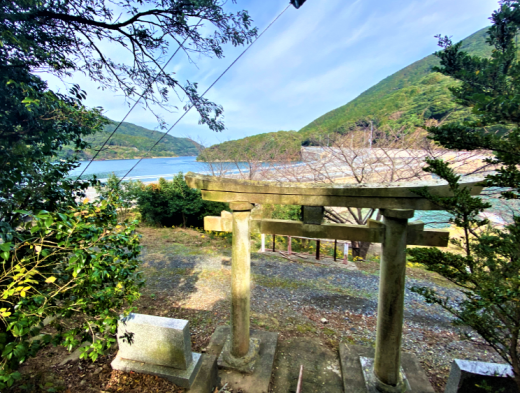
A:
262;204;302;221
0;67;143;389
0;191;143;389
135;173;228;228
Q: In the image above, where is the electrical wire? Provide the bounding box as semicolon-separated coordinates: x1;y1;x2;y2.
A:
76;20;202;180
117;4;292;184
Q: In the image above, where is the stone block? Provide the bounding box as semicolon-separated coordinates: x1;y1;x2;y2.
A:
117;313;192;370
207;326;278;393
360;356;411;392
111;352;202;388
188;353;220;393
444;359;518;393
302;206;324;225
230;202;254;211
338;344;434;393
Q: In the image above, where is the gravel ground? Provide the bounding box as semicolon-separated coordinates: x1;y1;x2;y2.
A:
11;227;500;393
140;242;503;393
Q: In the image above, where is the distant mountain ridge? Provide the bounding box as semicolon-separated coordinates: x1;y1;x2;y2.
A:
201;27;492;160
63;119;201;160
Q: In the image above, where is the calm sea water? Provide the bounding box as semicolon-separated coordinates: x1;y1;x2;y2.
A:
70;156;206;182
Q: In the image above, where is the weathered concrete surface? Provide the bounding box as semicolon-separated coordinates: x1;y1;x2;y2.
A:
374;211;411;388
339;344;434;393
185;172;483;198
254;219;449;247
111;352;202;388
229;202;255;211
230;208;252;358
117;313;192;369
205;215;449;247
302;206;324;225
445;359;518;393
218;336;260;373
270;336;343;393
188;353;220;393
207;326;278;393
202;190;444;210
361;357;411;393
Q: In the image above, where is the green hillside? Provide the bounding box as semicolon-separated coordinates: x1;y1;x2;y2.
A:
198;131;301;161
202;27;492;160
62;120;201;160
299;27;491;136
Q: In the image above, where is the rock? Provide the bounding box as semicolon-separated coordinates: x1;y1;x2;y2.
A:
445;359;518;393
321;318;328;324
116;313;193;369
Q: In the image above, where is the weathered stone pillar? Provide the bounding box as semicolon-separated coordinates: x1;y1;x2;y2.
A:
374;209;414;392
230;202;253;357
219;202;259;373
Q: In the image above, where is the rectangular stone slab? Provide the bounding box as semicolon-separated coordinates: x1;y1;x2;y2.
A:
444;359;518;393
202;190;444;210
111;352;202;389
205;217;449;247
186;172;483;198
117;313;192;370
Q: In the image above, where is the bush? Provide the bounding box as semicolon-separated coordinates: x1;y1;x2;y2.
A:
135;173;228;228
0;190;143;388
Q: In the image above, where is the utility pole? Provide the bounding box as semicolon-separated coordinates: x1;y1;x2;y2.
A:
369;120;373;152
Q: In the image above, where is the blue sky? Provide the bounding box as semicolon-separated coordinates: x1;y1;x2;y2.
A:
46;0;498;147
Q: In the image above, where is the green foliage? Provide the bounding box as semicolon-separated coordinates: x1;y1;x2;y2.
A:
262;204;302;221
0;192;143;389
408;161;520;377
0;71;144;385
409;2;520;386
1;0;259;387
0;67;104;225
1;0;258;131
60;120;202;161
135;173;228;228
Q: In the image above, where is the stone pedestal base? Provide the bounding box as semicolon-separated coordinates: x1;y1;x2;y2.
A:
208;326;278;393
360;357;410;393
339;344;434;393
218;336;260;373
111;351;202;388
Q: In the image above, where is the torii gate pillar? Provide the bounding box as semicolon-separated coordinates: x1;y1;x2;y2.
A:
373;209;414;392
218;202;260;373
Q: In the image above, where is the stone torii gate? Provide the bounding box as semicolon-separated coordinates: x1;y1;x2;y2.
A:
185;172;483;392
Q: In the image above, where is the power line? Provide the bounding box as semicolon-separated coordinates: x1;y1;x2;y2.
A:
117;4;292;184
76;20;202;180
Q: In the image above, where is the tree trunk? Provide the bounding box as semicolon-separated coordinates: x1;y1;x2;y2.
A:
352;240;371;259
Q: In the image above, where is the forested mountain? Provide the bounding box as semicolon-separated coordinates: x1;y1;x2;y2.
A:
197;130;301;162
298;27;491;137
61;120;201;160
201;27;491;160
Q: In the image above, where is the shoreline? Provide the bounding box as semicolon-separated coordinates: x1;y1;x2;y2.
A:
78;156;196;163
